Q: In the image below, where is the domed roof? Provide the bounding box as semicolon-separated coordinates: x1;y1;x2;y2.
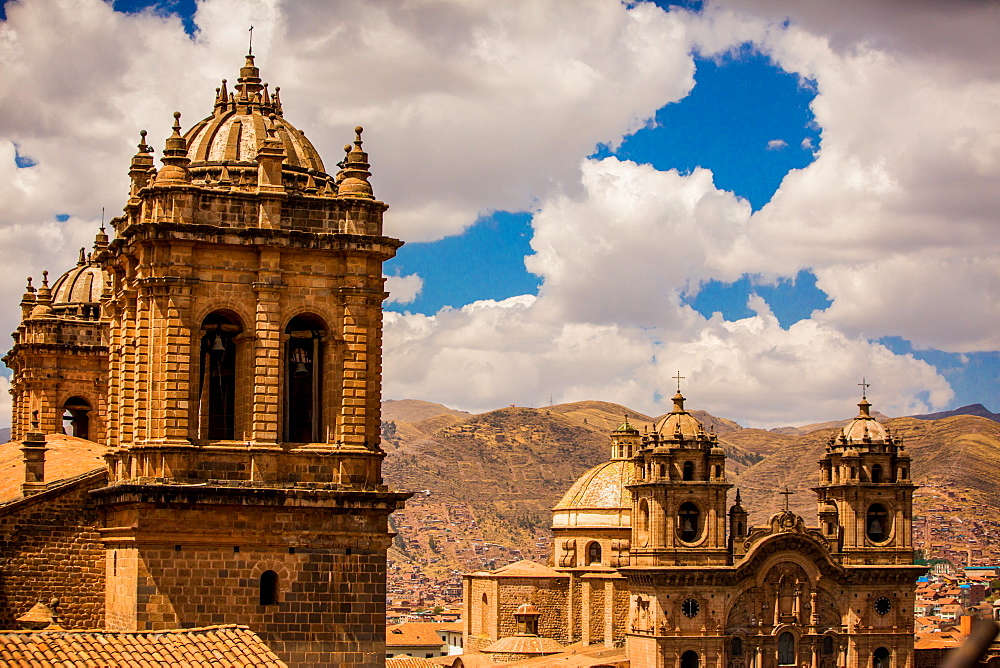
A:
654;392;707;441
50;252;104;306
839;396;891;444
183;55;326;174
553;459;632;511
483;635;565;655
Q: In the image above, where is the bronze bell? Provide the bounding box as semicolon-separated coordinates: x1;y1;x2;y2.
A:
681;517;694;533
294;361;309;378
211;334;225;352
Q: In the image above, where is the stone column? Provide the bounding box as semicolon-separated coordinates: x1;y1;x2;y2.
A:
252;275;283;445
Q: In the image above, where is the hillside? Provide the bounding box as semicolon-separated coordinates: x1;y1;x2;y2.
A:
382;399;1000;594
382;400;763;579
730;415;1000;524
909;403;1000;423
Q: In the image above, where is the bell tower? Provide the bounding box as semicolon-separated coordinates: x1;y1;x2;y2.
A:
813;385;915;565
91;53;410;668
628;384;730;568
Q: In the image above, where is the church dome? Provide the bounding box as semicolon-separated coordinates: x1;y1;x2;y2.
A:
183;55;326;174
51;255;104;307
553;459;633;512
654;392;706;440
839;396;890;444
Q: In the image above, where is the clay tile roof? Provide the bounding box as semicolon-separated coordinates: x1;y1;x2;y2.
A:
385;623;448;648
387;657;442;668
0;625;285;666
483;635;565;656
0;435;106;505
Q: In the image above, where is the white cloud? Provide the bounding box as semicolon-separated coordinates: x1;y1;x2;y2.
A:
384;273;424;305
1;0;993;427
383;158;953;425
766;139;788;150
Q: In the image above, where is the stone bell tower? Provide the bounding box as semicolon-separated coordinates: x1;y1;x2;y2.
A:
813;386;915;565
90;53;410;668
627;386;731;568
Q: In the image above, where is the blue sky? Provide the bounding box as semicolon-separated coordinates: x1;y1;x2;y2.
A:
0;0;996;425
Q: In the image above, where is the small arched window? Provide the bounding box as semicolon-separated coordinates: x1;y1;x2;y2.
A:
587;541;602;566
866;503;889;542
683;461;694;481
681;650;699;668
778;632;795;665
714;464;722;479
260;570;279;606
873;647;891;668
285;314;326;443
62;396;92;440
678;502;700;543
659;463;666;478
199;312;242;440
736;521;745;536
637;499;650;547
731;637;743;657
872;464;883;483
900;467;908;480
823;636;835;656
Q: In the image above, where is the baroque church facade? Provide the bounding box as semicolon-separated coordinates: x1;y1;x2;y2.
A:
464;391;923;668
2;53;409;667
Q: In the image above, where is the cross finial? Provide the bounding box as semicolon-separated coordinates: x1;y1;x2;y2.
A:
672;371;685;393
248;25;254;55
858;377;870;399
779;486;793;512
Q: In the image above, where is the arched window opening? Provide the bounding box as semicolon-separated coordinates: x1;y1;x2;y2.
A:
683;461;694;481
284;314;326;443
872;464;883;483
736;521;745;536
587;541;602;566
731;637;743;657
866;504;889;542
900;467;908;481
480;593;491;634
873;647;891;668
260;570;279;606
823;637;835;656
678;502;700;543
778;632;795;666
62;396;91;439
637;499;650;546
850;466;856;479
681;650;699;668
659;463;666;478
714;464;722;479
199;312;241;440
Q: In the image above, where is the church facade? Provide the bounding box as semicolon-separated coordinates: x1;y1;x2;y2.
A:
464;392;923;668
2;53;409;668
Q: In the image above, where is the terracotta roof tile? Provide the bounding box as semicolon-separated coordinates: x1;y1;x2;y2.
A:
0;625;285;667
0;435;105;505
386;622;448;648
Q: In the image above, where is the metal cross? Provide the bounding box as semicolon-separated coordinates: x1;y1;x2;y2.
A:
779;486;793;512
858;377;870;399
672;371;685;393
248;26;254;55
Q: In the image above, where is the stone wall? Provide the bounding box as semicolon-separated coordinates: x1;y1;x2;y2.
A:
0;471;106;629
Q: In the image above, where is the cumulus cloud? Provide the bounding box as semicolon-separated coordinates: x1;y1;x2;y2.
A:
383;157;953;425
2;0;993;427
677;1;1000;354
384;273;424;305
765;139;788;150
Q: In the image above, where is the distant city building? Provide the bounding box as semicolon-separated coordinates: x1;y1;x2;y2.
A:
464;391;924;668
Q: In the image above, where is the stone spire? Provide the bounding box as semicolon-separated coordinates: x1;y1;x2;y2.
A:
19;276;36;320
235;54;263;103
337;126;374;198
129;130;155;195
30;271;54;318
156;112;192;185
